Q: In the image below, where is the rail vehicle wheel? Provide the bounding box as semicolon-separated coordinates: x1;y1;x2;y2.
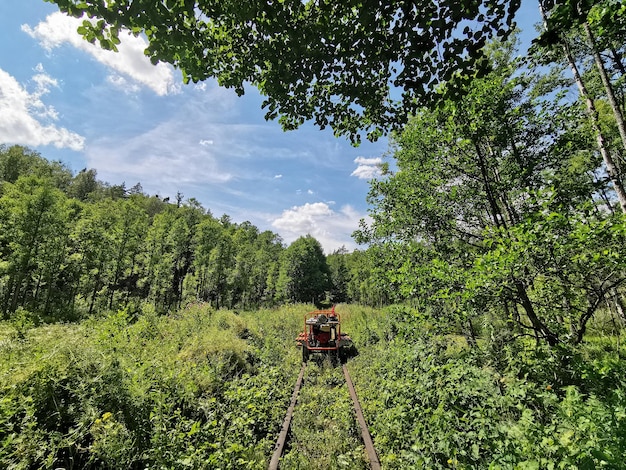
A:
329;349;339;366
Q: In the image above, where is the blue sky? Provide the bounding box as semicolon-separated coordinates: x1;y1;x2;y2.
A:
0;0;540;254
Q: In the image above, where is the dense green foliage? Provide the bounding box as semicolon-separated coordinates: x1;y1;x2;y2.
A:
0;146;341;320
354;37;626;346
2;303;623;468
45;0;522;142
276;235;331;305
42;1;626;147
0;303;304;469
343;305;626;469
4;1;626;466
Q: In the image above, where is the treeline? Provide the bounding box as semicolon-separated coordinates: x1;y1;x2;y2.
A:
0;146;381;321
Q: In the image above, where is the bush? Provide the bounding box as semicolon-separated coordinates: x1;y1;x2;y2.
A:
346;305;626;469
0;304;307;469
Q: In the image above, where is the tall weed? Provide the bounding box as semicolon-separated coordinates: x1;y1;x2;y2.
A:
0;303;309;469
345;304;626;469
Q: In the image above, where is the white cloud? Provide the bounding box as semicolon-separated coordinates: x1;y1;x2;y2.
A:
351;156;383;180
22;12;177;96
271;202;366;253
106;74;141;94
354;156;383;165
199;139;214;146
30;70;60;119
85;119;233;194
31;71;57;93
0;67;84;150
274;174;283;179
351;165;381;180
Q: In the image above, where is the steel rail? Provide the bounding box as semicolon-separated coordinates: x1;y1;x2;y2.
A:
269;362;380;469
268;363;306;470
342;364;381;470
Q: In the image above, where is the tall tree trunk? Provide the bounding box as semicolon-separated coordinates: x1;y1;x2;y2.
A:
473;139;506;228
598;183;616;214
538;3;626;212
473;131;555;343
9;215;44;314
609;46;626;132
575;295;604;344
610;46;626;79
609;287;626;323
465;318;478;348
109;235;128;309
584;22;626;154
563;38;626;213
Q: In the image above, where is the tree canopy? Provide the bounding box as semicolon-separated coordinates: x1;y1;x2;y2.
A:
352;34;626;345
276;235;330;304
46;0;524;143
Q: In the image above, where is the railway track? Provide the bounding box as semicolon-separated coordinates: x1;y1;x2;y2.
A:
268;362;381;470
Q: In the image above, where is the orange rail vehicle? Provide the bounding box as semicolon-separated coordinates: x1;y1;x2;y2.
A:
296;306;353;363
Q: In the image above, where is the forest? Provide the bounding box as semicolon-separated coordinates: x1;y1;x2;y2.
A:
0;144;341;319
2;0;626;468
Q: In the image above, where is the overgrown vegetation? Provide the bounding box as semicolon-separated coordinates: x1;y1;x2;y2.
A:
0;303;304;469
1;302;625;468
280;362;368;470
342;305;626;469
0;146;341;320
354;35;626;347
